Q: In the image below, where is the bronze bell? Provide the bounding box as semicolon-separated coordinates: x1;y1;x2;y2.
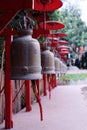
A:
10;28;42;80
62;63;67;75
60;61;66;75
54;57;61;74
41;46;55;74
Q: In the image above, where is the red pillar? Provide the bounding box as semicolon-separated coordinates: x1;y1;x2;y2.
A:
4;36;13;129
54;74;57;87
25;80;32;111
51;74;53;89
52;74;57;88
43;74;47;96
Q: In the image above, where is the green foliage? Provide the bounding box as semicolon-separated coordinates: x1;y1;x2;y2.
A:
61;73;87;81
58;6;86;47
48;5;87;58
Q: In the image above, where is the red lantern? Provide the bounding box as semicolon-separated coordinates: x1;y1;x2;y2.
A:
39;21;65;30
34;0;63;12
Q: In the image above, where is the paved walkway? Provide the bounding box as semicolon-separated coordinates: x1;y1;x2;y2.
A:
67;66;87;74
1;83;87;130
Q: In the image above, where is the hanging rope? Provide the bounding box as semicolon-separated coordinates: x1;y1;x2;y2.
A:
36;94;43;121
31;80;43;121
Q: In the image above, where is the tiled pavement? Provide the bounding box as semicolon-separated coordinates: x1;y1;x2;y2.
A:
1;83;87;130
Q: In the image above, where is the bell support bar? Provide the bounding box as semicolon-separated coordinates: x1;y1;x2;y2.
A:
0;0;32;10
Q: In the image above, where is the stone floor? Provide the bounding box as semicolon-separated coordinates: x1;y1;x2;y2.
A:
1;83;87;130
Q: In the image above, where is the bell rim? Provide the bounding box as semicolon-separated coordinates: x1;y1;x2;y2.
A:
42;70;55;74
10;73;42;80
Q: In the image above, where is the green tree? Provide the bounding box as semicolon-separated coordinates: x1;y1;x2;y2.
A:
49;5;87;58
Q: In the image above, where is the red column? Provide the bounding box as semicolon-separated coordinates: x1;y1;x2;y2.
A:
54;74;57;87
43;74;47;96
51;74;54;89
52;74;57;88
25;80;32;111
4;36;13;129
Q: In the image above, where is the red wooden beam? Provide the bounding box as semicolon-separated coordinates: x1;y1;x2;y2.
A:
25;80;32;112
1;28;18;36
0;0;32;34
0;0;32;10
4;35;13;129
0;11;19;34
43;74;47;96
2;28;17;129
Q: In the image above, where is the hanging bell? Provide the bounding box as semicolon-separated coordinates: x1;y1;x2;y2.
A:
61;63;67;75
54;57;61;74
60;61;65;76
10;20;42;80
41;46;55;74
